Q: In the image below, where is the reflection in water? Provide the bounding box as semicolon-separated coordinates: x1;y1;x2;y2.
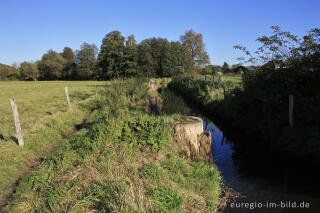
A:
206;123;236;186
161;88;320;212
204;119;320;213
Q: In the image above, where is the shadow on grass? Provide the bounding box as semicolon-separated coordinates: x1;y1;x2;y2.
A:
70;91;91;101
9;136;18;145
88;84;110;88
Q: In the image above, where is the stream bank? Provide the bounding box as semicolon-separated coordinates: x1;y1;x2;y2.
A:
160;87;320;213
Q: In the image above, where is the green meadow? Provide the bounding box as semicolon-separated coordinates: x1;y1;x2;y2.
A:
0;81;106;205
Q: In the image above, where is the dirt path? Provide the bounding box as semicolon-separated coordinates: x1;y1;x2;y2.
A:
0;114;89;210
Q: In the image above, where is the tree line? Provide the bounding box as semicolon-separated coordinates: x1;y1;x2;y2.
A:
0;29;211;81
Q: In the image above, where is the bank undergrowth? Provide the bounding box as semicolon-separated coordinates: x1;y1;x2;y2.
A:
168;69;320;167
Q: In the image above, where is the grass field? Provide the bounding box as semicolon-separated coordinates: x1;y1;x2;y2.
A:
220;74;242;83
0;81;106;205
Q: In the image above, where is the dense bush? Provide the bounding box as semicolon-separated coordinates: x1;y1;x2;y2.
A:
169;26;320;166
228;68;320;160
169;68;320;166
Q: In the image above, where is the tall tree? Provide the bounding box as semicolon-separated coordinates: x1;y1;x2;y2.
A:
211;65;222;75
97;31;126;79
137;38;193;77
180;29;210;68
19;61;39;80
222;62;230;73
75;42;98;80
0;63;18;80
61;47;74;80
123;35;138;77
150;37;169;76
138;40;157;77
38;50;66;80
233;25;320;67
138;38;169;77
162;41;193;77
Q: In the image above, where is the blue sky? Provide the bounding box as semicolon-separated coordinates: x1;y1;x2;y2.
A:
0;0;319;66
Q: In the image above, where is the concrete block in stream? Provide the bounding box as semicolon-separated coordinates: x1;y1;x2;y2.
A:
174;116;212;164
147;82;159;93
148;97;162;114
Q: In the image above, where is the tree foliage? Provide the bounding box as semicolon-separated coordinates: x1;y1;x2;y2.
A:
180;29;210;68
0;63;19;80
19;61;39;80
97;31;126;79
97;32;194;79
234;25;320;68
75;43;98;80
2;29;210;81
61;47;75;80
137;38;193;78
38;50;66;80
222;62;230;73
123;35;138;77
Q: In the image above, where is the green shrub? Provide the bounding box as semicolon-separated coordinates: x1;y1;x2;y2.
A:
119;115;172;150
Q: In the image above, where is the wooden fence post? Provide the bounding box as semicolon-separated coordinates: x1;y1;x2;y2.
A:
95;84;97;98
289;95;294;127
10;98;24;146
65;87;72;111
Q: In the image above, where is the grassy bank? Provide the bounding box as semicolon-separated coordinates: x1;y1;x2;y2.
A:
0;81;106;205
3;79;222;212
168;75;239;105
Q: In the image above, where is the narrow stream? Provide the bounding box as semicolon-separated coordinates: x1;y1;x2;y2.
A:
160;88;320;213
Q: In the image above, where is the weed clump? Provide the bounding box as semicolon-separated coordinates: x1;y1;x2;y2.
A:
152;187;183;212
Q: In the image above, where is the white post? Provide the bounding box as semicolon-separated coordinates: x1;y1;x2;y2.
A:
10;98;24;146
289;95;294;127
65;87;72;111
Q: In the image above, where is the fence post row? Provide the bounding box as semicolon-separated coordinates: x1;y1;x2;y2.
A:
10;98;24;146
65;87;72;111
